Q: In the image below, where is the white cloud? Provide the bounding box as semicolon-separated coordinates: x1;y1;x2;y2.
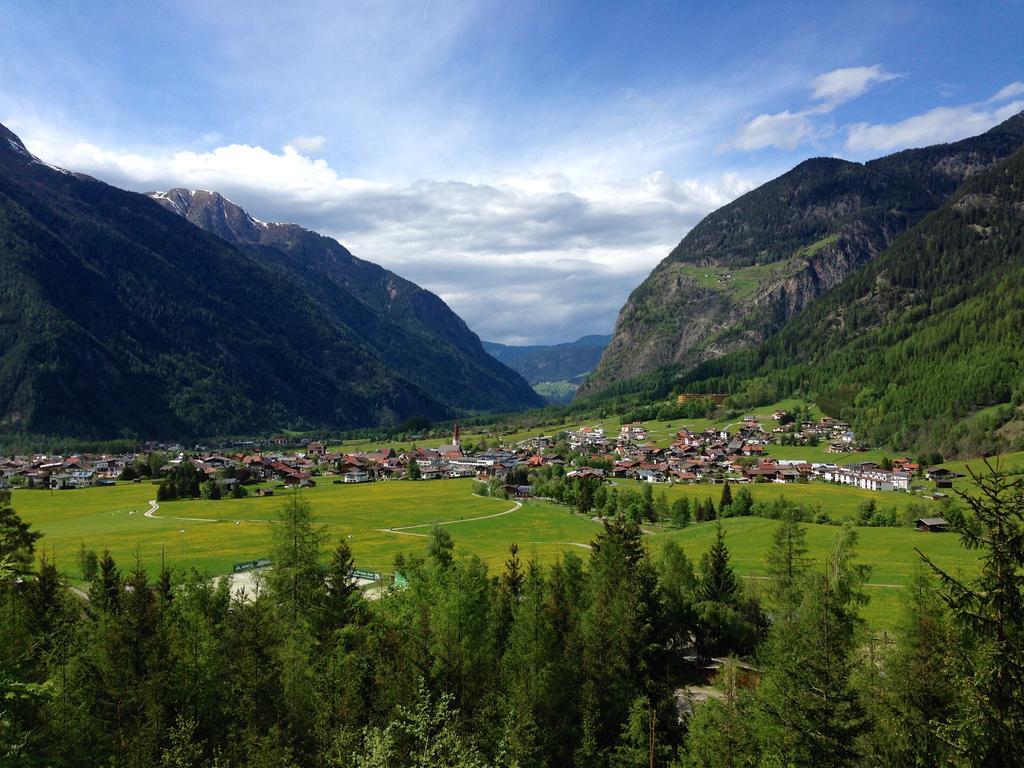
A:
19;131;756;344
731;64;894;151
991;81;1024;102
287;135;326;154
845;98;1024;154
811;65;897;105
731;110;827;151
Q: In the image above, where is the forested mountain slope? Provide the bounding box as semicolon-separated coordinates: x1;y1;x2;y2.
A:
149;189;542;413
483;334;611;385
0;123;516;440
678;144;1024;453
582;112;1024;396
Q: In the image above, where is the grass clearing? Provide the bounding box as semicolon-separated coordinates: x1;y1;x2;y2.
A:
652;516;976;630
13;475;981;630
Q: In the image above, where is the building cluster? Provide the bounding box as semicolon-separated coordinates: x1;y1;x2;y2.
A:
1;413;941;499
0;454;132;490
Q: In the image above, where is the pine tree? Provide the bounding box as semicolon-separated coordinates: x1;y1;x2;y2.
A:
918;460;1024;764
697;521;739;605
670;497;691;528
0;494;41;572
653;492;669;523
754;523;869;768
267;493;328;622
89;550;122;613
427;524;455;569
765;506;811;618
685;659;758;768
719;481;733;514
860;569;957;767
323;538;361;633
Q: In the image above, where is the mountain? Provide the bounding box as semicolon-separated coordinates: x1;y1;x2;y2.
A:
483;335;611;383
483;335;611;404
147;188;542;414
581;112;1024;397
0;123;537;441
675;142;1024;454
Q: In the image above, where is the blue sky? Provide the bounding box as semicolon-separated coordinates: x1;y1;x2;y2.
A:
2;0;1022;343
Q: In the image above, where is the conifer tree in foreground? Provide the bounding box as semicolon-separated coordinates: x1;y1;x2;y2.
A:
754;523;869;768
918;460;1024;765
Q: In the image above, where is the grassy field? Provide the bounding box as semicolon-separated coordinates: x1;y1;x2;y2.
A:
612;478;928;521
12;474;980;630
651;516;976;631
13;479;605;579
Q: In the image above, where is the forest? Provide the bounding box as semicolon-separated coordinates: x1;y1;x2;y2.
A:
1;461;1022;768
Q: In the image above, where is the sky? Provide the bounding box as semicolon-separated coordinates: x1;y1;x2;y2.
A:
1;0;1022;344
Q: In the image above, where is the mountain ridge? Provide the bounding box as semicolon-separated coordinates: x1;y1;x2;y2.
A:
0;123;537;441
676;142;1024;454
147;188;543;414
581;112;1024;397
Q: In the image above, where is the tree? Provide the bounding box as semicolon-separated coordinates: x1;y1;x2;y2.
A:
765;506;811;618
323;538;361;632
860;569;957;767
653;493;669;523
670;497;691;528
202;479;221;500
89;550;123;613
427;524;454;569
78;543;99;580
354;681;486;767
407;461;422;481
918;460;1024;764
0;494;41;572
731;488;753;517
657;542;697;654
267;493;328;621
685;660;758;768
697;521;739;605
754;524;870;767
719;482;733;514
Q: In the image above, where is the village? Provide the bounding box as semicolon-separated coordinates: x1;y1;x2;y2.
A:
0;410;962;499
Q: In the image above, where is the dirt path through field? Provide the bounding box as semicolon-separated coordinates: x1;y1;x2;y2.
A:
378;496;523;538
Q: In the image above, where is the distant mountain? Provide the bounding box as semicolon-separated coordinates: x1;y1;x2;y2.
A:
148;188;542;414
581;112;1024;398
677;142;1024;454
483;335;611;384
0;123;538;441
483;335;611;404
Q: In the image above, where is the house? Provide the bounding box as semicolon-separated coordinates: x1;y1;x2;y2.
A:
343;469;370;483
48;470;95;490
283;473;316;488
636;469;666;483
915;517;950;533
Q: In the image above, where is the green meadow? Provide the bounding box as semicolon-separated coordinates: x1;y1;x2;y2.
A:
12;474;982;630
613;478;930;521
13;479;607;578
650;517;977;631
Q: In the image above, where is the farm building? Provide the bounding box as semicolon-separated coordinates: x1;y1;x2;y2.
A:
915;517;951;533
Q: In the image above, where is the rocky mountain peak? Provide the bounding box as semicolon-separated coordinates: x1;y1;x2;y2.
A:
148;187;268;244
0;123;31;158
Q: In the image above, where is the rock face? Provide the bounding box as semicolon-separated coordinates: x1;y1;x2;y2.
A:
581;112;1024;397
148;189;543;414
